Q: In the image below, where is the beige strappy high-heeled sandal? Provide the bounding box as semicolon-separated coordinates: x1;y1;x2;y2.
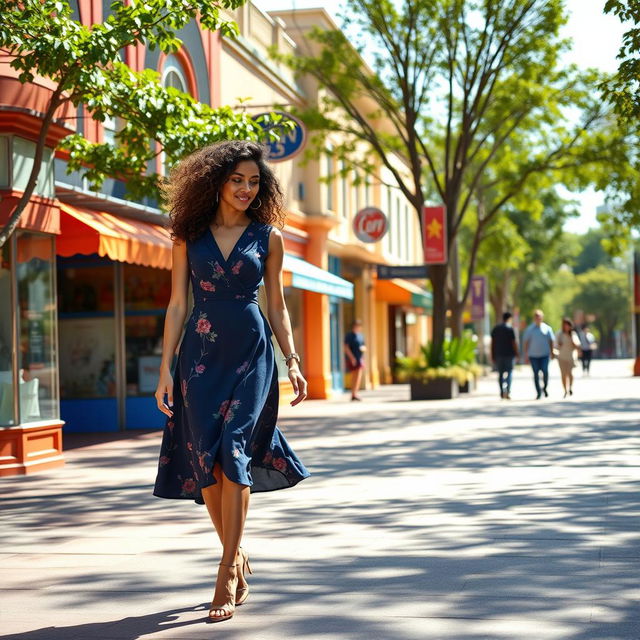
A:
235;548;253;606
208;562;238;623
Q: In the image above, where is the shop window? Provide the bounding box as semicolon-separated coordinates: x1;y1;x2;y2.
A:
103;114;119;147
12;137;54;199
0;136;9;188
0;243;14;425
354;170;361;214
325;148;334;212
340;160;349;219
58;258;117;399
257;285;304;381
124;264;171;397
16;232;58;422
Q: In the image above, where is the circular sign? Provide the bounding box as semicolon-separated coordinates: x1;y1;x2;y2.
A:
254;111;306;163
353;207;388;243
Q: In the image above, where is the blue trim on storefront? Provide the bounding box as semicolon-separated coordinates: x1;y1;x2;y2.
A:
283;254;354;300
61;398;119;432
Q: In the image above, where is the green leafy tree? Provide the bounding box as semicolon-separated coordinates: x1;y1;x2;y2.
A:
591;2;640;243
0;0;286;247
569;265;631;354
571;227;616;274
279;0;612;361
468;189;579;324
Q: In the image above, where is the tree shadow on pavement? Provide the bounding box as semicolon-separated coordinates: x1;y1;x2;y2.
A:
2;378;640;639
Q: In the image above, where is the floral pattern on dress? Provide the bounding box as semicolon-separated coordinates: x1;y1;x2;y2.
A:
231;260;243;275
153;222;310;504
213;399;241;425
200;280;216;292
208;260;228;283
182;312;218;407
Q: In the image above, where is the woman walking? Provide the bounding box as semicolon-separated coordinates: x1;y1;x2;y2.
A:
153;141;310;623
556;317;581;398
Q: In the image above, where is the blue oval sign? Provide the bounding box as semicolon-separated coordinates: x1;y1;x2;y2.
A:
254;111;306;163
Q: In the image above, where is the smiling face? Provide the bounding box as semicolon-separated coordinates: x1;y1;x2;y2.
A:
219;160;260;212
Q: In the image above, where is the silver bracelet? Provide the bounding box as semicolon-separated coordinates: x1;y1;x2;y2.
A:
283;352;301;366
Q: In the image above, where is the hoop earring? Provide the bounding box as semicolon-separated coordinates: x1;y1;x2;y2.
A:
250;197;262;210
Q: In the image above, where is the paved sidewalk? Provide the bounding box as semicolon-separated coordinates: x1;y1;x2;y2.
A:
1;359;639;639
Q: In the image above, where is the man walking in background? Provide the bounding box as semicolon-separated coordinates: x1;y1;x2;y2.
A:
523;309;555;399
491;311;519;399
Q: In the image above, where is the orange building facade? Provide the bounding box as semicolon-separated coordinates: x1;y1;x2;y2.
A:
0;2;430;476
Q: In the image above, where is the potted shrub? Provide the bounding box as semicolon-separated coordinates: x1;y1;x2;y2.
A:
396;340;475;400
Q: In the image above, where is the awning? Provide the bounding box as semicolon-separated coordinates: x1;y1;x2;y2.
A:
375;277;432;311
58;203;172;269
283;254;354;300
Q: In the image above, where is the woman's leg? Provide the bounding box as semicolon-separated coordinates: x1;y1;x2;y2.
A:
203;464;225;545
205;472;250;619
351;366;363;399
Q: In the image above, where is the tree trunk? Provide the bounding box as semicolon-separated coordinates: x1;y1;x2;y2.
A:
429;263;448;366
0;86;65;247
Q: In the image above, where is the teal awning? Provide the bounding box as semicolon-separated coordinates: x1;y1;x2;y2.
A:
411;291;433;310
283;254;354;300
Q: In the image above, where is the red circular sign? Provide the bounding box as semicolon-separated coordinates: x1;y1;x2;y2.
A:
353;207;388;243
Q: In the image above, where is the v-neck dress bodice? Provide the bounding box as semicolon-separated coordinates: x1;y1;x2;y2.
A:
153;221;310;504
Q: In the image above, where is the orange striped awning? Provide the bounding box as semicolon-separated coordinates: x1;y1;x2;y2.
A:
57;203;172;269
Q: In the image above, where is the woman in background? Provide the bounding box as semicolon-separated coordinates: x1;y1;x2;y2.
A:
556;317;581;398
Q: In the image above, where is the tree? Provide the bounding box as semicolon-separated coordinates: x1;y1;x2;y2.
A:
280;0;611;362
467;190;579;324
592;1;640;244
571;227;616;275
569;265;631;355
0;0;286;247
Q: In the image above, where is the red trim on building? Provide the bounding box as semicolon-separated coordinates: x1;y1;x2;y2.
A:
157;48;199;98
0;192;61;235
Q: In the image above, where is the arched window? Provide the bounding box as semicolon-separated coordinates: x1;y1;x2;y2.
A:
161;54;189;93
160;54;190;175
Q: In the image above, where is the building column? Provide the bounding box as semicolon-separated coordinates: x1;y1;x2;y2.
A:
303;217;334;399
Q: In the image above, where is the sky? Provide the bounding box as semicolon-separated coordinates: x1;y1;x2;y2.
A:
256;0;627;232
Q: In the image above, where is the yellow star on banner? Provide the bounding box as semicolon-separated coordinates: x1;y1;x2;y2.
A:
426;217;442;239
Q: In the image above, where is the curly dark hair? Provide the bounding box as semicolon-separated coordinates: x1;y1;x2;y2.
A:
163;140;285;242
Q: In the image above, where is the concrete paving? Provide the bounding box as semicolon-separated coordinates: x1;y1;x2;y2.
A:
1;359;639;639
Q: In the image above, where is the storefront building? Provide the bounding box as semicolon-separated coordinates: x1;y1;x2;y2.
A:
0;1;427;475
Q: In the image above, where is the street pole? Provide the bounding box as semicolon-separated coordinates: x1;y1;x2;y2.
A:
634;250;640;376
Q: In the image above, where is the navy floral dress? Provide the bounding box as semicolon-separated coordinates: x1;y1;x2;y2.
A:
153;221;310;504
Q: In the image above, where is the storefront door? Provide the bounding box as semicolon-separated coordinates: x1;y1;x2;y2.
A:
329;297;343;390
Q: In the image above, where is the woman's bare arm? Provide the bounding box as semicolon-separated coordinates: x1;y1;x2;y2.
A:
263;228;307;406
155;241;189;416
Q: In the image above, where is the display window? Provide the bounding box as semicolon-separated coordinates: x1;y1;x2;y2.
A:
258;286;305;380
0;243;14;425
16;232;58;422
124;264;171;397
57;257;117;399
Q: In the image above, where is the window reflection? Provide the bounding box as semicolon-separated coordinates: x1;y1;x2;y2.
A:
16;232;58;422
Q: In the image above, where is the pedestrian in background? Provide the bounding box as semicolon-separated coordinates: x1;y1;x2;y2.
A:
344;319;366;401
556;317;581;398
490;311;519;399
578;324;597;375
153;141;310;623
522;309;555;399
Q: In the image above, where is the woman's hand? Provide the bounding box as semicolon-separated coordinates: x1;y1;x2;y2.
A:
288;363;308;407
155;368;174;417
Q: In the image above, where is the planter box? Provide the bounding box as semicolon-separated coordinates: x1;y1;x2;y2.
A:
410;378;459;400
459;377;476;393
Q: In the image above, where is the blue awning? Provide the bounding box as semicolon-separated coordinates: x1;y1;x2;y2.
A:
283;254;354;300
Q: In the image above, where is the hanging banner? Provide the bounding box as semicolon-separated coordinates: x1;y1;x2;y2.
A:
471;275;486;321
422;205;447;264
